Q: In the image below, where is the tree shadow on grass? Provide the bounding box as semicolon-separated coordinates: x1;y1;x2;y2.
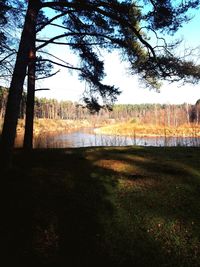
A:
1;167;32;267
86;146;200;266
2;147;200;267
2;149;117;267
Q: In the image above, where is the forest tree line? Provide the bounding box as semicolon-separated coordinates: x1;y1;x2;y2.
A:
0;86;200;127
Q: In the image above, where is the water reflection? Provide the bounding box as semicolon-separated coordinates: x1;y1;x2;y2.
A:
15;128;200;148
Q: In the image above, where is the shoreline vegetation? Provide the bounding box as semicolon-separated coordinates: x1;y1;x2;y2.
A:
95;121;200;138
5;118;200;138
1;86;200;139
15;118;94;135
1;119;200;148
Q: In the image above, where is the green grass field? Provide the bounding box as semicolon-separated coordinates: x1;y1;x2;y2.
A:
2;146;200;266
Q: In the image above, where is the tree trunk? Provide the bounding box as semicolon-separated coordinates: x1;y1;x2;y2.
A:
0;0;40;169
23;45;36;150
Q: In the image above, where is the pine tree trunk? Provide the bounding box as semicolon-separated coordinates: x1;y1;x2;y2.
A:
0;0;40;169
23;45;36;150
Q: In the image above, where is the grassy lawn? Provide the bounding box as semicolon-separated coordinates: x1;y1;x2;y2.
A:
2;146;200;266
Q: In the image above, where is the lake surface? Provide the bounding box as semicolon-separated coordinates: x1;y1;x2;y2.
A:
15;128;200;148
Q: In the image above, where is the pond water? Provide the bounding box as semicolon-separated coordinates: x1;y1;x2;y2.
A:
15;128;200;148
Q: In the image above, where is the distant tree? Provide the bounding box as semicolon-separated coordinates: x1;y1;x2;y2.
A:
190;99;200;124
0;86;8;119
195;100;200;124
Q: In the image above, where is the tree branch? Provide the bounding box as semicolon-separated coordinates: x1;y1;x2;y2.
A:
38;50;72;65
45;22;73;31
37;58;82;71
36;33;76;50
36;70;60;80
0;52;16;64
41;1;157;58
35;88;50;91
37;10;75;33
36;30;121;50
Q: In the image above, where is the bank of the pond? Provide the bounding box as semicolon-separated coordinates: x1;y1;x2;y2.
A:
14;127;200;148
1;119;200;148
2;147;200;267
17;118;93;135
0;118;90;135
3;119;200;138
95;122;200;138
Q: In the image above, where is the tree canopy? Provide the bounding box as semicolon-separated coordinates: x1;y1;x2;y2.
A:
35;0;200;108
1;0;200;107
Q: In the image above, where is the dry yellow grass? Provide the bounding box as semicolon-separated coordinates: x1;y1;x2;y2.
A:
1;118;200;138
15;118;92;135
95;122;200;137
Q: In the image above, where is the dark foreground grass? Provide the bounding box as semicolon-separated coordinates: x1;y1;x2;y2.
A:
1;146;200;266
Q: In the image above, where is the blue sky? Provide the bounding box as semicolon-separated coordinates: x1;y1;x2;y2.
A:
37;6;200;105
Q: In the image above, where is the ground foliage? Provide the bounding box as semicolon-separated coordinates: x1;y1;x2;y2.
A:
2;146;200;266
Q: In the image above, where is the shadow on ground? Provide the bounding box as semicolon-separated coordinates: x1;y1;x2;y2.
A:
2;149;116;267
1;147;200;266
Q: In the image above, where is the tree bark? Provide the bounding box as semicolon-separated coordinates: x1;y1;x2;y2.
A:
23;44;36;150
0;0;40;169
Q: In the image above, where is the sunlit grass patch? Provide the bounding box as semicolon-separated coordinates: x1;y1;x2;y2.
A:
109;154;199;265
94;159;137;174
118;176;159;192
